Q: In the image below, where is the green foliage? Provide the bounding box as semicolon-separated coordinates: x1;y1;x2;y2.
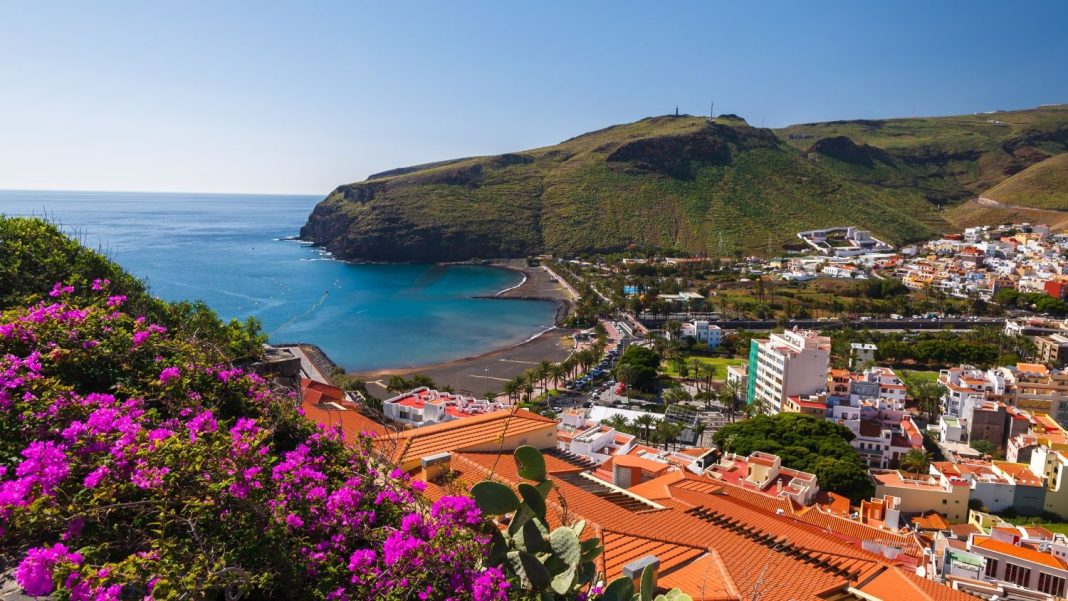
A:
970;439;1000;458
713;414;873;502
615;346;661;391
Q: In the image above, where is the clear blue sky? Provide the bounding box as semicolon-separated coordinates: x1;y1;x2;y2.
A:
2;1;1066;196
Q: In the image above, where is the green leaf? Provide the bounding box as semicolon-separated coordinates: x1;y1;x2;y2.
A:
518;518;549;554
535;479;553;498
571;518;586;538
602;576;635;601
550;564;577;595
508;504;535;536
515;445;547;481
472;480;519;515
580;538;602;562
549;526;582;567
654;590;693;601
507;550;551;591
487;529;509;565
518;482;547;520
640;564;657;601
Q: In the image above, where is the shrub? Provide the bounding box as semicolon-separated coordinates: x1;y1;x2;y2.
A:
0;282;504;599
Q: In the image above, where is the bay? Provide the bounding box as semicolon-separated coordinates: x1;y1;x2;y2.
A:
0;190;557;371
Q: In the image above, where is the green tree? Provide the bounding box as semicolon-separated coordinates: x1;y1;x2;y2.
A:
970;439;999;458
712;414;872;501
898;449;932;475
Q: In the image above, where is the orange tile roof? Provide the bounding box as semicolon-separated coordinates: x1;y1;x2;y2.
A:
658;550;740;601
394;416;977;601
614;453;672;473
301;398;388;438
627;471;689;501
384;408;556;464
600;530;705;582
911;512;951;531
972;536;1068;570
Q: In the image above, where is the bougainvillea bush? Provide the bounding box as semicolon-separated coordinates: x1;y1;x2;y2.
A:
0;281;508;600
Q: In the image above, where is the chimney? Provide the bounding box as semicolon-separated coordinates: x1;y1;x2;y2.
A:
622;555;659;590
420;452;451;483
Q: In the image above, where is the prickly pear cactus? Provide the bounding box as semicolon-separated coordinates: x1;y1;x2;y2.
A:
471;446;693;600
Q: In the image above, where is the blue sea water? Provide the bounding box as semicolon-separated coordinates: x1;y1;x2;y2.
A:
0;190;557;371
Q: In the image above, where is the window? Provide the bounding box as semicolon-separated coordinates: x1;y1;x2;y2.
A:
1004;563;1031;587
984;558;998;578
1038;573;1066;597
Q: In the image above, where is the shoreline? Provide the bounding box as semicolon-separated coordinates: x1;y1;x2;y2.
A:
279;252;577;388
352;324;575;396
351;325;568;379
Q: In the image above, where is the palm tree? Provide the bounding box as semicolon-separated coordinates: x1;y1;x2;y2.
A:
502;379;521;404
899;449;932;475
549;363;567;391
718;381;740;422
634;414;655;444
907;379;947;423
603;414;630;433
537;360;553;393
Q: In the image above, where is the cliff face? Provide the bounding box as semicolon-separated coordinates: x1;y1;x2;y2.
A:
302;105;1068;262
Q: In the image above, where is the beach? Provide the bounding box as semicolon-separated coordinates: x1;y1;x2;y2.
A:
354;259;578;396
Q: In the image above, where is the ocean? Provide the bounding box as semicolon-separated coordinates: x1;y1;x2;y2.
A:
0;190;557;371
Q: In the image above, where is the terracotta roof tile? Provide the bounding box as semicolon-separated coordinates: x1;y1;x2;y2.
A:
383;408;556;464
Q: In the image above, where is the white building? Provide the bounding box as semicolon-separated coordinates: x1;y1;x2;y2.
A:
749;329;831;414
382;387;511;426
678;320;721;348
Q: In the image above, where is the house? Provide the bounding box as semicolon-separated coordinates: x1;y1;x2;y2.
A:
299;378;388;438
677;320;721;348
382;387;512;426
871;463;971;522
782;394;828;417
380;408;557;472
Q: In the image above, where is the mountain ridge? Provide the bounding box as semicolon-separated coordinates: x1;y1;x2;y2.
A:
301;104;1068;262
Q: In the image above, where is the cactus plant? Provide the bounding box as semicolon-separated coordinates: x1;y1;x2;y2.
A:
471;445;692;601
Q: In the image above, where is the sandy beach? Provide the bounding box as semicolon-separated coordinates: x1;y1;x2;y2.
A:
354;259;578;396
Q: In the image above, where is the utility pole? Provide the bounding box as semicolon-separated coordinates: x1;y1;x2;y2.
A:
710;100;714;120
675;105;679;117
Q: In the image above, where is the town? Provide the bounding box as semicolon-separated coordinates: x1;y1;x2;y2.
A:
273;223;1068;601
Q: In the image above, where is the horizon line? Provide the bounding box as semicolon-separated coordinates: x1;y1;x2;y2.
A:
0;187;326;198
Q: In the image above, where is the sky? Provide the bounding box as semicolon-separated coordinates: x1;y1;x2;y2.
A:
1;1;1067;196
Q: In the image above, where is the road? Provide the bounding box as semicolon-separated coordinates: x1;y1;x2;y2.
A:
639;317;1005;331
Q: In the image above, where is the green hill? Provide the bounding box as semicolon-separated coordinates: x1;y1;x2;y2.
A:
301;104;1068;261
983;153;1068;209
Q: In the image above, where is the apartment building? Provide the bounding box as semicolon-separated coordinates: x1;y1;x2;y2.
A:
1035;334;1068;367
871;463;971;522
969;528;1068;599
746;328;830;414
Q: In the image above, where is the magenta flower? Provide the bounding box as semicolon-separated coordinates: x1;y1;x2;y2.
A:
90;278;111;291
16;543;82;596
348;549;377;572
158;366;181;382
16;441;69;495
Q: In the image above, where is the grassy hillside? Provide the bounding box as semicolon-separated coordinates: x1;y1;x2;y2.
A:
983;153;1068;209
302;105;1068;261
